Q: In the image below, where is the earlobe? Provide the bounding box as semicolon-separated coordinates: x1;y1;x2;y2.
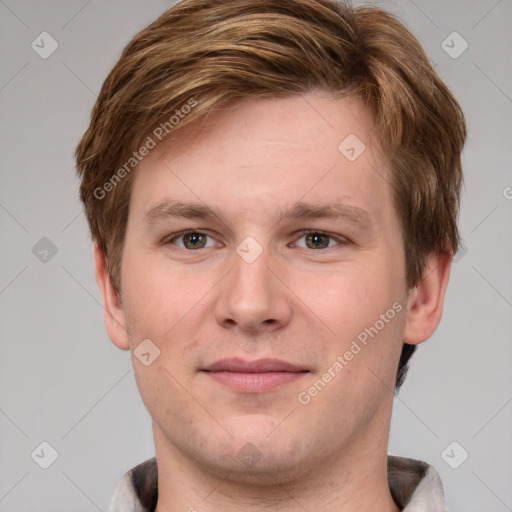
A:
93;244;130;351
402;250;453;346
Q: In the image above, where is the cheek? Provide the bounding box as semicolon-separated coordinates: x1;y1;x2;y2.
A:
290;257;408;403
120;248;207;340
292;259;404;339
132;359;203;444
120;252;216;407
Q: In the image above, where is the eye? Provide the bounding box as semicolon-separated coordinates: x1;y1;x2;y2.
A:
165;231;218;250
294;231;344;249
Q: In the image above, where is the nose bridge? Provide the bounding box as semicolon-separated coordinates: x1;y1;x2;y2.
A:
230;241;275;308
214;241;291;331
233;244;271;293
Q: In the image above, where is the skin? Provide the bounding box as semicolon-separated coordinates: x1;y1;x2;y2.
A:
95;91;452;511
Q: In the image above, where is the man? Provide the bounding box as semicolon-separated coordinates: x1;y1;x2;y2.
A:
75;0;466;510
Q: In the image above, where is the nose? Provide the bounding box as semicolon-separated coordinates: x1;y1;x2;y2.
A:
213;245;293;334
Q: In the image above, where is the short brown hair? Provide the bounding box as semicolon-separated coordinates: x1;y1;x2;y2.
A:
75;0;466;388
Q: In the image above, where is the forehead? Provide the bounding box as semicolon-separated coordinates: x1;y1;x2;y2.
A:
155;92;380;164
130;92;392;223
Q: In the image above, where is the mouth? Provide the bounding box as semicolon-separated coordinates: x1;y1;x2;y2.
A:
201;358;309;393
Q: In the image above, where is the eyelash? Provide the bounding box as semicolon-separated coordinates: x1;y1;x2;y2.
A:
293;229;348;248
164;230;220;249
163;229;348;250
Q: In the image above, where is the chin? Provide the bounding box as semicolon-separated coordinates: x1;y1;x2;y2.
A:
193;426;311;485
205;447;311;487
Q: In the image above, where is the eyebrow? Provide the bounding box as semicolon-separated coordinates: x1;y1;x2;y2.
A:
277;202;374;229
143;200;222;224
143;200;374;229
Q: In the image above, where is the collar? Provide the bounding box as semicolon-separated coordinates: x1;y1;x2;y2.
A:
109;455;447;512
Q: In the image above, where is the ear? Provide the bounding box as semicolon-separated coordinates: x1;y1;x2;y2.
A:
402;250;452;345
94;244;130;350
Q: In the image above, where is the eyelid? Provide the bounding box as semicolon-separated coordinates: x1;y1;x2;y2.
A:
291;229;349;248
163;229;221;248
162;229;349;249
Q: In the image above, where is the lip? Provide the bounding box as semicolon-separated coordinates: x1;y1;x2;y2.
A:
203;358;306;373
201;358;309;393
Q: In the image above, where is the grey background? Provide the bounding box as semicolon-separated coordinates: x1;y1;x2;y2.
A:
0;0;511;510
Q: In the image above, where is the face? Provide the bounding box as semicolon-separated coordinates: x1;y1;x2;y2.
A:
109;92;415;482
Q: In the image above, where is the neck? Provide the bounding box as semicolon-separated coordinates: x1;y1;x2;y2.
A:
153;405;400;512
